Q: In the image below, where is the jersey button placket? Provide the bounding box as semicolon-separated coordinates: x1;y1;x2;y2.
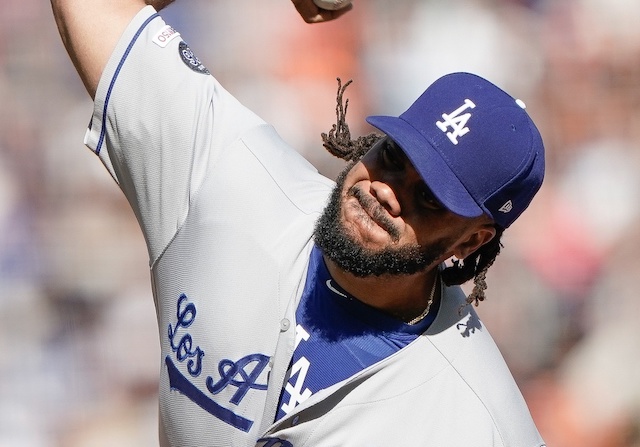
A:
280;318;291;332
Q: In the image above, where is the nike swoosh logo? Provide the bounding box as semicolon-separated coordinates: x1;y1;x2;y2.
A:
326;279;347;298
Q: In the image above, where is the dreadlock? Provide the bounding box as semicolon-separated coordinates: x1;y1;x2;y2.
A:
321;78;505;307
321;78;381;161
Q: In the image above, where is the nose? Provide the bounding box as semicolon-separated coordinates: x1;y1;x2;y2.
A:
370;180;401;217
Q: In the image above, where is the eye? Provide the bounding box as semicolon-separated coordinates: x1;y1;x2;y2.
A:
417;184;444;211
380;140;403;171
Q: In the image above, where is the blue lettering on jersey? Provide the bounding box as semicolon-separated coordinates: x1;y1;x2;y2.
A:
166;356;254;432
166;294;269;433
168;294;205;376
207;355;269;404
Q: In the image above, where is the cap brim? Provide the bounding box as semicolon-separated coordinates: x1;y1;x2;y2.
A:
366;115;485;219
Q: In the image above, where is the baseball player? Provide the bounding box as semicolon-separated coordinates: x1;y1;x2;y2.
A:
51;0;546;445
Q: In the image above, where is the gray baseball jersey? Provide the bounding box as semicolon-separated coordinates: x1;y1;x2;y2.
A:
83;6;545;447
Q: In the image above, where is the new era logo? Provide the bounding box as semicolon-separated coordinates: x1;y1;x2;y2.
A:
499;200;513;213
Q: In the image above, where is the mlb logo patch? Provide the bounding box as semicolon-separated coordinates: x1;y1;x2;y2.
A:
179;41;210;75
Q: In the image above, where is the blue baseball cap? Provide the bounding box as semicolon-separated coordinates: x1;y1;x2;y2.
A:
366;72;545;229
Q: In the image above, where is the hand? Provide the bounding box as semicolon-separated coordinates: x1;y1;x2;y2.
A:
291;0;353;23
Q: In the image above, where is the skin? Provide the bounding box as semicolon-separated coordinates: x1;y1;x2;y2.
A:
323;138;496;322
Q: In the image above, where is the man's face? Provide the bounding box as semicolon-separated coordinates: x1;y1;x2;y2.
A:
314;137;493;277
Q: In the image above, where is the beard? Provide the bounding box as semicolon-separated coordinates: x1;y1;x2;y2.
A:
314;164;448;277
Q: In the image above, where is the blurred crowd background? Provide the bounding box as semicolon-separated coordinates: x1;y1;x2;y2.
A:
1;0;639;445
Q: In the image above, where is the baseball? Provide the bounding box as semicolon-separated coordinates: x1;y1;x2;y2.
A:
313;0;352;11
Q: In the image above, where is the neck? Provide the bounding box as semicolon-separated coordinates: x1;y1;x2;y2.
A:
323;255;441;322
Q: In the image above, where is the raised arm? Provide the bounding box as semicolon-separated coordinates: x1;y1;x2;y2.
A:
51;0;158;99
51;0;351;98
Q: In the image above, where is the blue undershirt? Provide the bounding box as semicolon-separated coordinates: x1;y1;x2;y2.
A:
276;245;439;420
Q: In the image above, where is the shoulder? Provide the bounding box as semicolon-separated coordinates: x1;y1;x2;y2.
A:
418;285;543;444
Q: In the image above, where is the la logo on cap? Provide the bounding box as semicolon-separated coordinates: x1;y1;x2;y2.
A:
436;99;476;145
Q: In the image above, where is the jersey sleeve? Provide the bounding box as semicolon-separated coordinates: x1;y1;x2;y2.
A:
84;6;265;264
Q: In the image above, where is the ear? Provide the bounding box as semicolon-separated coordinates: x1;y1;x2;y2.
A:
452;226;496;261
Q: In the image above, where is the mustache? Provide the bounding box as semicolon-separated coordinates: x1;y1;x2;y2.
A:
348;186;401;241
